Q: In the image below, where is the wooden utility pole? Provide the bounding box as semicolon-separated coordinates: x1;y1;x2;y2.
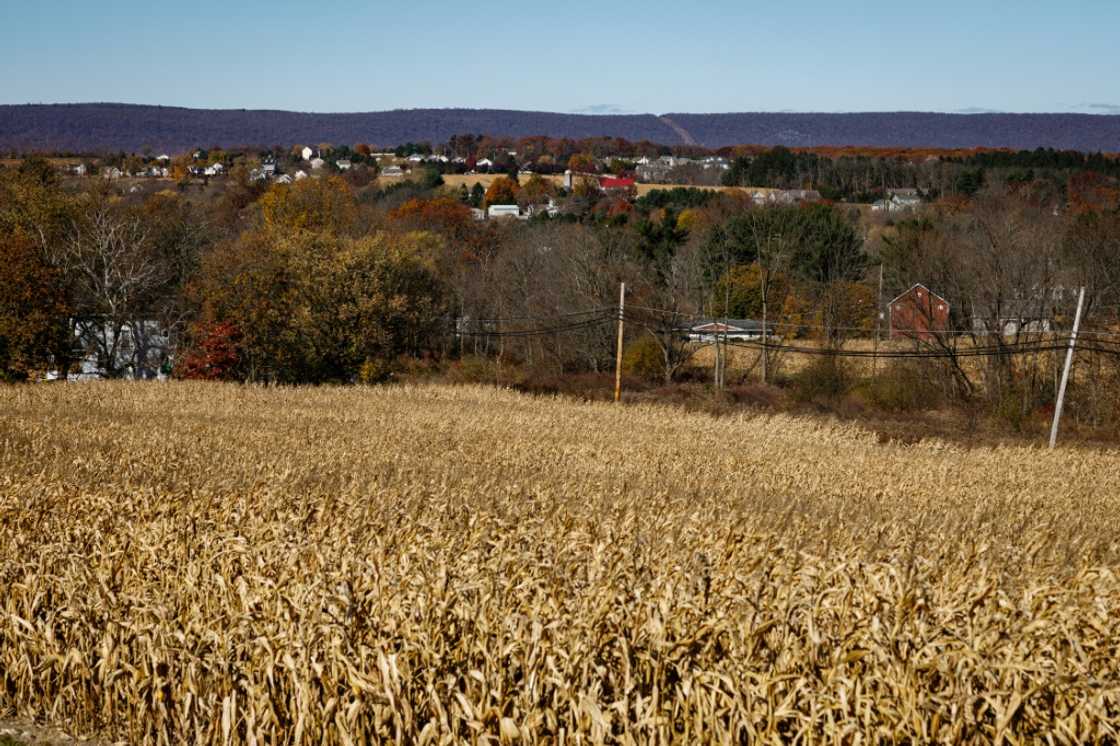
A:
715;331;724;389
873;263;883;378
761;266;768;384
614;282;625;403
1049;286;1085;449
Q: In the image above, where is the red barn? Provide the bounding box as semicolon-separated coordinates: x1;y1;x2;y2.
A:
888;283;950;341
598;176;636;190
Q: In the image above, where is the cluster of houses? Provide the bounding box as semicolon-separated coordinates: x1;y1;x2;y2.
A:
635;155;731;182
99;154;172;179
871;188;923;213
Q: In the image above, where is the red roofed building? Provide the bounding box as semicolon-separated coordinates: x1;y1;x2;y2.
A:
889;283;950;341
598;176;636;190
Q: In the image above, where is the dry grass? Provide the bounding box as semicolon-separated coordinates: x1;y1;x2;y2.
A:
400;172;776;200
2;382;1119;743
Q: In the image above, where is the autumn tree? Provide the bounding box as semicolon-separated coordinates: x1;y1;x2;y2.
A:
192;230;447;382
0;162;76;378
567;153;597;173
0;230;72;379
520;174;556;205
257;175;357;233
484;176;520;207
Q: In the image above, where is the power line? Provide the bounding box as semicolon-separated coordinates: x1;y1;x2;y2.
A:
454;315;613;338
719;337;1120;360
622;303;1120;338
469;307;614;324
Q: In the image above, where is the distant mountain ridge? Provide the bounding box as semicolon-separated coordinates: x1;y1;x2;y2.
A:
2;103;1119;153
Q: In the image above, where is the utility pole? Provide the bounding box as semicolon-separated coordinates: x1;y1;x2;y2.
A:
614;282;625;403
1049;286;1085;449
873;263;883;378
714;329;724;389
761;265;768;384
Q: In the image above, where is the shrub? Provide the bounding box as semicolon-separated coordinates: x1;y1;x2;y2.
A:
790;355;849;402
622;335;666;382
860;361;942;412
358;358;394;385
176;321;241;381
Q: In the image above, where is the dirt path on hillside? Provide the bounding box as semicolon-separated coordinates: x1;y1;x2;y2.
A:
658;115;699;146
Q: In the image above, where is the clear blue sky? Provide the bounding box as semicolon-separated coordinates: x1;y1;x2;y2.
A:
2;0;1118;114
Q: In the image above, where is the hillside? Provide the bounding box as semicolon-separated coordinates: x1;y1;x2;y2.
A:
0;104;675;154
2;103;1120;153
667;111;1120;152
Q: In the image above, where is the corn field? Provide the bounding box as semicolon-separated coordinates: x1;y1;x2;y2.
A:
2;382;1119;744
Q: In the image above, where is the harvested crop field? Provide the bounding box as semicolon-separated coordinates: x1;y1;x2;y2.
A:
2;382;1119;743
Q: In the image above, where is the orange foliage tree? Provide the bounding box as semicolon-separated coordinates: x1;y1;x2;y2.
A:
484;177;520;207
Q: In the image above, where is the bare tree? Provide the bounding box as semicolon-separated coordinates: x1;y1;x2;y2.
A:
53;190;167;377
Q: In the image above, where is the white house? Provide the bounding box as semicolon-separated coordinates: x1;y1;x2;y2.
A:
203;163;225;177
487;204;522;219
309;157;326;170
294;170;308;181
381;165;404;177
156;154;171;162
526;198;560;218
683;319;773;343
275;174;293;184
475;158;494;170
301;146;315;161
335;159;352;171
407;153;426;163
872;192;923;213
47;319;171;381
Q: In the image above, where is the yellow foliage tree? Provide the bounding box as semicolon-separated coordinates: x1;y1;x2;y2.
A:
257;176;357;233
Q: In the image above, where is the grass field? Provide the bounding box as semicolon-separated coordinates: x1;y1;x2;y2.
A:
389;172;783;200
2;382;1119;743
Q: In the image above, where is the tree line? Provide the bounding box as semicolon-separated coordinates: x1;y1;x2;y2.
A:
2;153;1119;436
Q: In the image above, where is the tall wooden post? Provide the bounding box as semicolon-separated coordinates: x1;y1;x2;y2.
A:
614;282;625;403
761;267;768;384
873;263;883;378
1049;286;1085;449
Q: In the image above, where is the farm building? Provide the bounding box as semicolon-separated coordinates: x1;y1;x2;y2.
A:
889;284;950;341
599;176;636;190
487;204;523;220
682;319;773;343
